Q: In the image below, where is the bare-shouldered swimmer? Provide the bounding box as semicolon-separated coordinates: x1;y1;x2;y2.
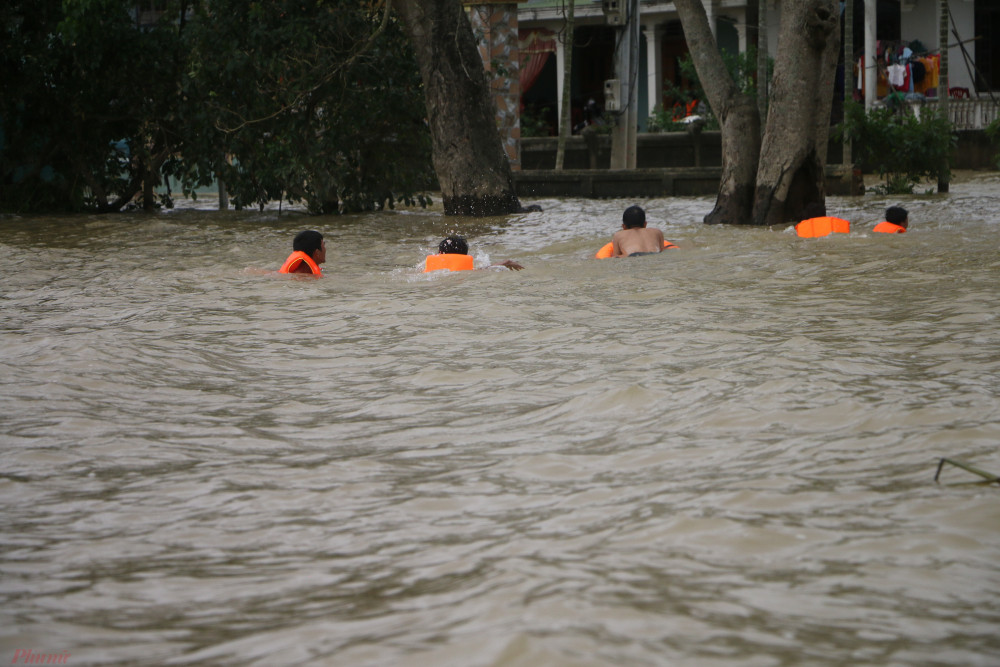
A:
611;205;666;257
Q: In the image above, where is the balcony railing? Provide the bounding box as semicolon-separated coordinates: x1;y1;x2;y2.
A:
914;97;1000;130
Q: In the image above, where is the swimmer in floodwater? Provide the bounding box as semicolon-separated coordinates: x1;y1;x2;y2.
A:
278;230;326;276
795;202;850;238
424;236;524;272
873;206;909;234
610;205;667;257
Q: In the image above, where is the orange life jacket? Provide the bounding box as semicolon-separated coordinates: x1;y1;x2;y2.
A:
872;221;906;234
424;253;475;272
795;216;850;238
595;240;678;259
279;251;322;276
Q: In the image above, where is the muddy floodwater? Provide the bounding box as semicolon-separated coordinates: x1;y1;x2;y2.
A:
1;173;999;666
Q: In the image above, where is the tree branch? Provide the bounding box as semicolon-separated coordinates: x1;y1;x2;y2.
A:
214;0;394;133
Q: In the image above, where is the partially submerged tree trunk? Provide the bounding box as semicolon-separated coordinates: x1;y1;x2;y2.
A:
142;162;157;211
673;0;761;225
674;0;840;226
138;146;170;212
395;0;523;216
752;0;841;226
755;0;769;134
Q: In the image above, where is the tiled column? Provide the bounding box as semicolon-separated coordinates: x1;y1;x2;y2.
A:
465;1;526;170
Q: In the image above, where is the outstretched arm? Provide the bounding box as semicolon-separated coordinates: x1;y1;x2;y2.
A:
490;259;524;271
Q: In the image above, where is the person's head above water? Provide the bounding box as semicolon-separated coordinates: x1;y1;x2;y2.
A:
293;230;324;257
438;235;469;255
622;205;647;229
425;235;522;271
279;229;325;275
885;206;909;227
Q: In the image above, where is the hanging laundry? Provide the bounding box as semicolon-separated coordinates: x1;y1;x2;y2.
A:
888;64;906;88
926;55;939;89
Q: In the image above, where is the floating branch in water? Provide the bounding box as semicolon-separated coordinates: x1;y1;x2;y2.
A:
934;458;1000;485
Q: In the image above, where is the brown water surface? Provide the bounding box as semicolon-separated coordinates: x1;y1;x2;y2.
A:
1;174;999;666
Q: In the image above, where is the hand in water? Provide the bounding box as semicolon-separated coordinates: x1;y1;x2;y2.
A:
495;259;524;271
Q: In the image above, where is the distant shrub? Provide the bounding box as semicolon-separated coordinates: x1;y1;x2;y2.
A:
836;98;957;194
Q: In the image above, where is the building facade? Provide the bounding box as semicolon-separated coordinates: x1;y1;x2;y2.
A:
512;0;997;135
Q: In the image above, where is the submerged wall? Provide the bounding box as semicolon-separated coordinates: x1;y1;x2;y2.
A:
522;130;995;172
515;130;995;198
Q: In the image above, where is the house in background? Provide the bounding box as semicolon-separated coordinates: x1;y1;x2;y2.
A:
514;0;1000;136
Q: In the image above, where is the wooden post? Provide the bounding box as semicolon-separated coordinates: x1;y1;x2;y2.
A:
937;0;950;193
555;0;575;170
610;0;639;170
843;0;853;166
864;0;876;110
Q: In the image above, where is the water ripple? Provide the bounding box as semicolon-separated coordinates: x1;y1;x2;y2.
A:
2;175;999;665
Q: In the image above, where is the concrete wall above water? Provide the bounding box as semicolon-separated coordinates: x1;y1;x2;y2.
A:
515;130;996;198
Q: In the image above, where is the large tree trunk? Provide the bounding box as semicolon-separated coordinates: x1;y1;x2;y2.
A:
554;0;575;171
140;145;169;211
673;0;761;225
751;0;841;226
395;0;522;216
755;0;768;132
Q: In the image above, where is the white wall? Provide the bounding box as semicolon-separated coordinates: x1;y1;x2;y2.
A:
901;0;977;93
947;0;976;92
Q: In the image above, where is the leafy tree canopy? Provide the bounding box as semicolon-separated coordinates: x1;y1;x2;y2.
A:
1;0;180;212
1;0;432;214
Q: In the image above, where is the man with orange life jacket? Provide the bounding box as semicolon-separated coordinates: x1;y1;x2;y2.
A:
795;202;850;238
424;236;523;273
873;206;909;234
279;230;326;276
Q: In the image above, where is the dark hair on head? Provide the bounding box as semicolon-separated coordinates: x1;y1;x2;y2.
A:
800;202;826;221
292;230;324;255
438;235;469;255
622;205;646;228
885;206;908;224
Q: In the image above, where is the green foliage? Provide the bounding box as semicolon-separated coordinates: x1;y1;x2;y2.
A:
985;117;1000;170
653;47;769;132
2;0;433;214
646;106;683;133
836;100;957;194
521;105;553;138
646;105;718;133
1;0;181;212
721;47;768;97
174;0;432;214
